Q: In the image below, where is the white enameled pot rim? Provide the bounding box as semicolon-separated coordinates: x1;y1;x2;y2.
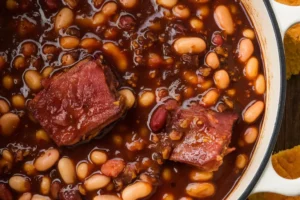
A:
237;0;286;199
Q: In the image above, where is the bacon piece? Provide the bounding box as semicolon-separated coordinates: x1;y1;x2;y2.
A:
28;61;126;146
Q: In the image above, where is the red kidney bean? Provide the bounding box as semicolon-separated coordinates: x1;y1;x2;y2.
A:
45;0;58;9
50;181;62;199
118;15;136;30
59;187;82;200
0;184;12;200
150;106;168;132
212;34;223;46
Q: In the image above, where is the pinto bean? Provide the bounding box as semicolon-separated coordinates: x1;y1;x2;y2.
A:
55;8;74;32
8;175;31;193
186;182;215;198
254;74;266;95
238;38;254;63
206;52;220;69
24;70;42;91
244;57;259;80
156;0;177;8
0;100;10;114
202;89;220;106
93;195;121;200
173;37;206;55
90;150;107;165
84;174;111;191
214;5;234;35
101;159;125;177
122;181;152;200
120;0;137;8
34;148;60;171
58;157;76;184
244;126;258;144
243;101;264;123
150;106;168;132
119;89;135;108
214;70;230;89
102;43;128;72
0;113;20;136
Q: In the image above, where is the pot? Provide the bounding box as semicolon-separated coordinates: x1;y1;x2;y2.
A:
228;1;300;199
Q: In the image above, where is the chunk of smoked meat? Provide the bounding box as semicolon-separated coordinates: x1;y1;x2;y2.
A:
28;61;126;146
168;105;238;171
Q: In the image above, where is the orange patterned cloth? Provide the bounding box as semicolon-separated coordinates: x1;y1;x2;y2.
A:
249;146;300;200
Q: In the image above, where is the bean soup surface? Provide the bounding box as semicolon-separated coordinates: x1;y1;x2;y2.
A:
0;0;266;199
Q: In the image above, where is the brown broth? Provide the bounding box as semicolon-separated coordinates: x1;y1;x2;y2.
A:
0;0;265;199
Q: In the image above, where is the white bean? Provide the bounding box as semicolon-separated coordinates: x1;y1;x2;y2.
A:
238;38;254;63
243;101;264;123
84;174;111;191
90;150;107;165
119;89;135;108
186;182;215;198
254;74;266;95
58;157;76;184
76;162;90;180
244;57;259;80
0;113;20;136
206;52;220;69
214;70;230;89
156;0;177;8
173;37;206;55
214;5;234;35
122;181;152;200
202;89;220;106
9;175;31;193
34;149;60;172
40;176;51;195
103;43;128;72
31;194;51;200
93;195;121;200
55;8;74;32
18;192;32;200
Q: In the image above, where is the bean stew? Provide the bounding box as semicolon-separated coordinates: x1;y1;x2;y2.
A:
0;0;266;199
